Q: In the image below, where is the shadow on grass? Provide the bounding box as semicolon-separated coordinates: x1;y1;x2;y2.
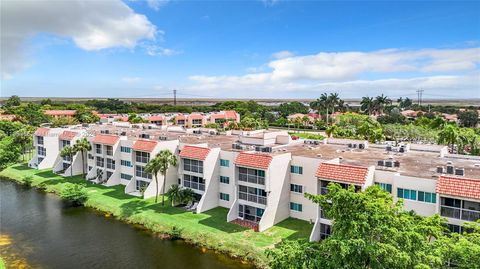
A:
271;218;313;241
119;200;150;217
103;188;134;200
12;164;31;171
198;208;248;233
146;201;187;215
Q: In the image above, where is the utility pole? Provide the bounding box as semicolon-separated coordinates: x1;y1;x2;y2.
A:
416;89;424;106
173;89;177;106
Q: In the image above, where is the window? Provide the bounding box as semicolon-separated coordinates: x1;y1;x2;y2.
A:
135;151;150;163
397;188;417;200
135;165;152;179
95;144;102;154
290;165;303;174
36;136;44;145
320;223;331;240
238;185;267;205
220;176;230;184
96;157;104;167
135;180;149;191
375;182;392;193
418;191;437;203
121;160;132;167
238;204;264;222
220;193;230;201
37;146;46;156
106;158;115;169
290;184;303;193
88;153;94;160
61;140;70;148
192;119;203;125
220;159;230;167
120;146;131;153
183;158;204;173
106;145;113;156
121;173;132;180
183;174;205;191
238;167;265;185
290;202;303;212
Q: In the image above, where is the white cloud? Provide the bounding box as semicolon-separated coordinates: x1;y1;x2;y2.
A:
271;50;294;59
121;77;141;83
188;47;480;98
144;45;182;56
147;0;170;11
1;0;158;79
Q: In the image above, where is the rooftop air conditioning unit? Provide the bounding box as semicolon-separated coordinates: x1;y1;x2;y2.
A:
385;161;393;167
399;147;405;153
446;165;454;174
159;136;167;141
348;143;353;148
255;146;262;152
120;131;127;136
314;141;320;145
353;144;357;148
262;147;272;153
377;160;384;166
436;166;444;174
394;161;400;168
386;146;392;151
455;168;465;176
359;143;365;149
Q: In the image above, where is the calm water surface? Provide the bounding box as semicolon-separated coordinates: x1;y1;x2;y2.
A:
0;180;253;269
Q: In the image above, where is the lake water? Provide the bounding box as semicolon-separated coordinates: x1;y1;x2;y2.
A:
0;180;253;269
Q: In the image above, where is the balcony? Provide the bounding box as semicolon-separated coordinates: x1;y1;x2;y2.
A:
238;173;265;185
238;191;267;205
441;206;480;222
135;156;149;164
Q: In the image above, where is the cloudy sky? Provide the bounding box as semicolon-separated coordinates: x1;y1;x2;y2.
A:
1;0;479;99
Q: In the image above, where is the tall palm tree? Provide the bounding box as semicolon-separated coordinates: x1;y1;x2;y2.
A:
374;94;392;115
166;184;182;207
438;124;459;153
13;128;32;161
73;138;92;177
145;149;177;205
361;97;374;115
60;145;76;177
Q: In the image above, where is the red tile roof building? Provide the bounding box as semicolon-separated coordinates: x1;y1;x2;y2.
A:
44;110;76;118
234;152;272;170
59;131;78;141
92;134;120;145
34;127;50;136
436;176;480;200
179;145;210;160
316;163;369;185
132;140;158;152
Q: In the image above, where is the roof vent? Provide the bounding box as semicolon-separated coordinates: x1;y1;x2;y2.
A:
385;161;393;167
436;166;444;174
446;165;454;174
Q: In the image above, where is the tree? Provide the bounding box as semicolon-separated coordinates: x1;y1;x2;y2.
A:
397;97;413;109
51;116;79;127
60;183;88;206
458;110;479;127
278;102;309;117
360;96;375;115
60;145;76;177
73;138;92;176
0;136;21;170
438;124;459;153
373;94;392;115
75;109;100;123
325;125;337;138
145;149;177;205
128;113;146;124
166;184;182;206
11;103;50;126
4;95;21;107
13;128;33;161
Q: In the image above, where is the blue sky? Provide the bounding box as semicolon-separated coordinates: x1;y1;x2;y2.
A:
1;0;479;99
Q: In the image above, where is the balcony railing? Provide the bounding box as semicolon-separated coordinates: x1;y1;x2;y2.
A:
135;156;149;163
239;212;262;223
184;181;205;191
441;206;480;222
238;191;267;205
238;173;265;185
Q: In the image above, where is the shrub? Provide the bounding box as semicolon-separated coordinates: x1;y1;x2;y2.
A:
60;183;88;206
168;226;183;240
21;175;33;187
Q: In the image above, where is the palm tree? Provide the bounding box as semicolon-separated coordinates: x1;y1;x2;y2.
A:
325;125;338;138
60;145;76;177
328;93;340;115
438;124;459;153
374;94;392;115
180;188;195;204
145;149;177;205
73;138;92;177
13;128;32;161
166;184;182;207
360;97;374;115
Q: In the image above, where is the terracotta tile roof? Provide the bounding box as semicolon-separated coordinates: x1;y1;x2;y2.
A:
316;163;369;184
59;131;78;141
44;110;76;116
92;134;120;145
224;110;238;119
34;127;50;136
179;145;210;160
437;176;480;200
234;152;272;170
189;114;204;120
133;140;158;152
148;116;164;122
176;114;186;120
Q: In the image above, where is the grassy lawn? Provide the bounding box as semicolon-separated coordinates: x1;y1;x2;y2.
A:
0;164;312;267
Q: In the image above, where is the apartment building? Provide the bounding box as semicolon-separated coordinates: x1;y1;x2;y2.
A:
31;123;480;238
